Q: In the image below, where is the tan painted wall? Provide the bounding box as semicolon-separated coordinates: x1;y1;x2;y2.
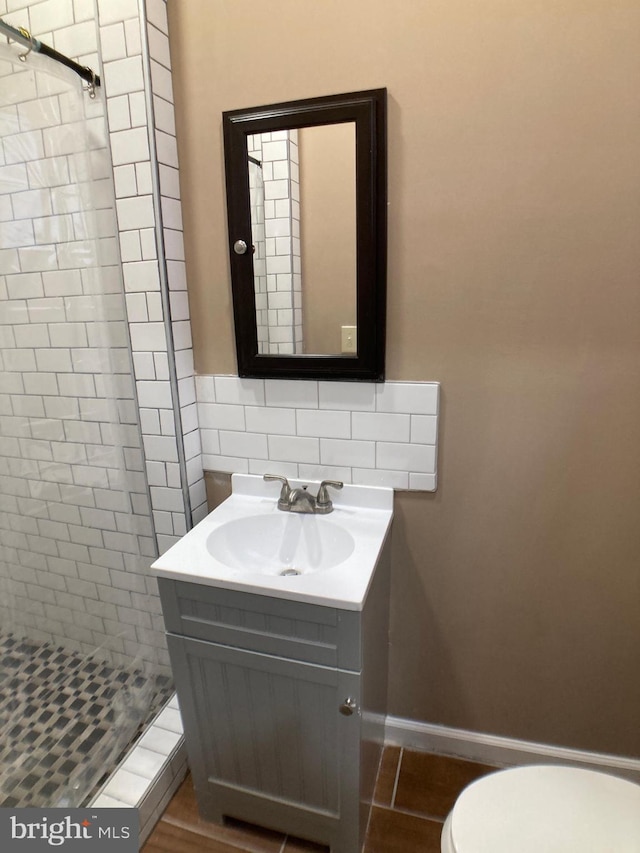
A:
167;0;640;757
299;124;356;354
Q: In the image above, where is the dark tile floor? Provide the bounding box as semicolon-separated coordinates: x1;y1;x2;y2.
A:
367;749;496;853
143;747;497;853
0;632;173;808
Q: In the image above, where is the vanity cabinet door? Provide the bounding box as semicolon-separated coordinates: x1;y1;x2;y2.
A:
167;633;361;850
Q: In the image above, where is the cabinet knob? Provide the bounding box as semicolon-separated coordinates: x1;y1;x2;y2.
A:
233;239;248;255
339;697;358;716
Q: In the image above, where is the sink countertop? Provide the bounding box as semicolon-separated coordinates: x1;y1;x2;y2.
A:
150;474;393;611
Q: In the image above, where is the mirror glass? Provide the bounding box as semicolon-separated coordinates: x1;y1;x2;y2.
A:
248;123;356;356
223;88;386;382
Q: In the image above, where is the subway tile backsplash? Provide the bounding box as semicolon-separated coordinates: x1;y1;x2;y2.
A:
196;376;440;491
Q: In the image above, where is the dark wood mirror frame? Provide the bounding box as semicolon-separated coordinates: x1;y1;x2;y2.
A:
223;88;387;381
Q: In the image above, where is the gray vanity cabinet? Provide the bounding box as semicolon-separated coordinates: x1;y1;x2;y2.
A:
157;537;390;853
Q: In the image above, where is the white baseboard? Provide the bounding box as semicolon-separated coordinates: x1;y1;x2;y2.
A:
385;716;640;784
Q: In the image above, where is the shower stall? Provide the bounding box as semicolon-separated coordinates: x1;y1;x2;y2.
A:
0;22;173;807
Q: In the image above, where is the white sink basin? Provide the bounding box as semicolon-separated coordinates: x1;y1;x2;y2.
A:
206;513;355;576
151;474;393;610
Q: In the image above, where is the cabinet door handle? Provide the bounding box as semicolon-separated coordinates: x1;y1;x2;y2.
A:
339;697;358;716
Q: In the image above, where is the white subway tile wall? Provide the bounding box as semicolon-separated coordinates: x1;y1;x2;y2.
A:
0;18;163;672
197;376;440;491
0;0;201;676
95;0;205;548
248;130;302;354
141;0;207;535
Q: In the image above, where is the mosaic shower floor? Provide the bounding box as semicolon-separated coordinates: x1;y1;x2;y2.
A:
0;633;173;808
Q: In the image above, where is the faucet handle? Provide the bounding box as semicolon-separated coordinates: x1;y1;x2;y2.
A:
263;474;292;510
316;480;343;511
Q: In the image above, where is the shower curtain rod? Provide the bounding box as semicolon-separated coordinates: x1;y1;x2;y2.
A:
0;17;101;95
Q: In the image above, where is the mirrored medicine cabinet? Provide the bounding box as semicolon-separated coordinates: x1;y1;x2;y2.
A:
222;88;387;381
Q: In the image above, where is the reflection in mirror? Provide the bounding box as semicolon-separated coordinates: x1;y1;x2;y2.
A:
248;124;356;356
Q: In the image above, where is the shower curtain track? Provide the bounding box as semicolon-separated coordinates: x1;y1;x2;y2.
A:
0;17;101;95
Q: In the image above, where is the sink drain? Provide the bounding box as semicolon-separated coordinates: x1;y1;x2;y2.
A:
279;568;302;577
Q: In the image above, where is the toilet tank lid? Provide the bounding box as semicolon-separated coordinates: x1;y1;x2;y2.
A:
451;765;640;853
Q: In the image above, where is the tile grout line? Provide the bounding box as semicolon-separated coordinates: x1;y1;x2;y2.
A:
390;746;404;809
375;802;446;825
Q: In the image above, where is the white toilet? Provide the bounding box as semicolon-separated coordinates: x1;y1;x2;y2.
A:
441;764;640;852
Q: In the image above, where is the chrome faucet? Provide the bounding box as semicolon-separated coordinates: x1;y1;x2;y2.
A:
263;475;343;514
